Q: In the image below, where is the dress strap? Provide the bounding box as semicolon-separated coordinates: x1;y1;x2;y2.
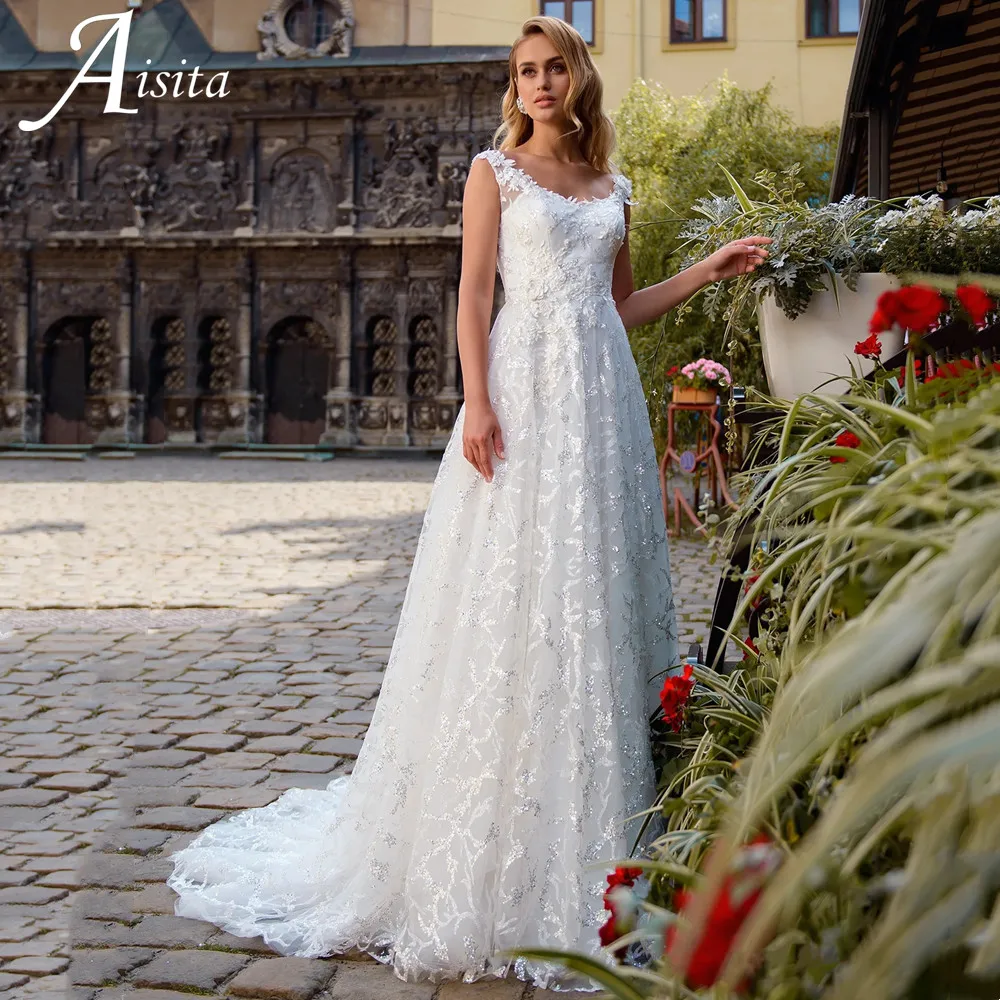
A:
615;173;636;206
473;148;532;208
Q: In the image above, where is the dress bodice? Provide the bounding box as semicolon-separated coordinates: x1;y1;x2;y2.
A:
473;148;634;308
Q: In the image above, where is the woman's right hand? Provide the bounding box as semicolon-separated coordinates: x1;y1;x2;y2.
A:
462;402;505;483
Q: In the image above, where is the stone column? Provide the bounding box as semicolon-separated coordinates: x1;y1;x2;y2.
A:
334;116;360;235
13;279;28;394
321;258;356;446
115;264;132;394
440;254;461;401
0;275;31;444
236;262;252;394
219;260;253;445
385;270;409;446
101;261;133;444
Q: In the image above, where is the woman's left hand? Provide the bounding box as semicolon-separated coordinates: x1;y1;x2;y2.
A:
705;237;773;281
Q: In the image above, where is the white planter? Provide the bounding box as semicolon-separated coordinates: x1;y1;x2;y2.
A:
757;272;904;399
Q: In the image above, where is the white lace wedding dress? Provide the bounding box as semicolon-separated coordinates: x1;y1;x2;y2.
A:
167;147;678;992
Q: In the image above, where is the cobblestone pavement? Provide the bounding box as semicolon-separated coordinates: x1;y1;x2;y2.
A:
0;456;719;1000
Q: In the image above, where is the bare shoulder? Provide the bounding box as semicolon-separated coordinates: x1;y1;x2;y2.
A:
464;154;499;201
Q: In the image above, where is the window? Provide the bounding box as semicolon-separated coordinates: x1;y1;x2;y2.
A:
285;0;338;50
805;0;861;38
671;0;726;43
542;1;595;46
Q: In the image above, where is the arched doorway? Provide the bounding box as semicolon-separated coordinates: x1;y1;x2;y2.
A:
41;317;96;445
265;317;331;444
146;316;186;445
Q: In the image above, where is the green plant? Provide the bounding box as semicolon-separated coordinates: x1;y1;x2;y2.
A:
510;330;1000;999
874;195;1000;277
611;77;839;453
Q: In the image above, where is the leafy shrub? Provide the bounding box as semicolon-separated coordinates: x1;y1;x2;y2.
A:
611;78;839;452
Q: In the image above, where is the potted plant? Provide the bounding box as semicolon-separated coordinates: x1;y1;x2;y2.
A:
680;173;1000;399
679;167;900;398
670;359;731;404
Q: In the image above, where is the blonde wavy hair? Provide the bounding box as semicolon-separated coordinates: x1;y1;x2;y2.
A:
492;15;617;175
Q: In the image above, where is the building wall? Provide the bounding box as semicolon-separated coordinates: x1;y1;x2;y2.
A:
0;57;507;449
432;0;858;127
7;0;426;51
8;0;855;124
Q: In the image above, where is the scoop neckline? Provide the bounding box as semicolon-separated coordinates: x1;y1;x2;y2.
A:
494;151;620;206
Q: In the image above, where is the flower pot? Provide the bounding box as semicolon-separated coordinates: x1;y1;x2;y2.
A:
672;385;718;405
757;273;905;399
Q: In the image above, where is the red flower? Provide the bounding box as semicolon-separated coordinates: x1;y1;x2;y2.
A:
956;285;995;328
600;872;642;955
665;835;781;991
742;637;759;662
830;430;861;463
744;574;763;610
853;332;882;360
598;914;622;948
897;357;925;383
659;665;695;732
926;358;978;383
869;308;893;334
879;285;948;334
605;866;643;891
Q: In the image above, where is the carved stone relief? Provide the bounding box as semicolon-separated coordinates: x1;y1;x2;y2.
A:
408;316;439;398
161;319;187;392
358;278;393;310
160;122;245;232
0;318;9;391
369;316;397;396
362;119;442;228
407;278;443;315
269;150;335;232
51;121;244;233
208;318;235;392
0;122;62;228
257;0;355;60
261;280;337;331
199;282;240;313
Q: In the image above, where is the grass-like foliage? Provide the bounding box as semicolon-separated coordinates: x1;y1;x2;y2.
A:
509;338;1000;999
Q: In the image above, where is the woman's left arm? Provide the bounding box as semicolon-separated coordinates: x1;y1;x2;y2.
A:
612;204;772;331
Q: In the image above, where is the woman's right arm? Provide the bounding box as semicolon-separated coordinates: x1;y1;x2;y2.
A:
456;156;505;482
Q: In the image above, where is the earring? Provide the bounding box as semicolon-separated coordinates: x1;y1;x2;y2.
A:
516;96;526;113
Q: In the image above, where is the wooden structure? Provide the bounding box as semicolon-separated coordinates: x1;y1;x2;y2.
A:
831;0;1000;201
658;401;734;537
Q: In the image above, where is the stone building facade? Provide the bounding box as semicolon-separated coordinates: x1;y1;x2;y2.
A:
0;0;508;447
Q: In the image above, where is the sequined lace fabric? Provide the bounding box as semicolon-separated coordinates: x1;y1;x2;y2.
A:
167;146;679;993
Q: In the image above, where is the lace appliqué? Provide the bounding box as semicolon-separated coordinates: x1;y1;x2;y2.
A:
475;147;635;210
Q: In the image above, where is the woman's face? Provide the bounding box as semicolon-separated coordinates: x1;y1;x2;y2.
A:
514;32;570;122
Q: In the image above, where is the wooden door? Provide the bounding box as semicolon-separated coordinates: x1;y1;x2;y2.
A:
43;334;87;445
266;339;327;445
146;335;167;444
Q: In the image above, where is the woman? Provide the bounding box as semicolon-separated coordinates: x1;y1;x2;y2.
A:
167;15;769;993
